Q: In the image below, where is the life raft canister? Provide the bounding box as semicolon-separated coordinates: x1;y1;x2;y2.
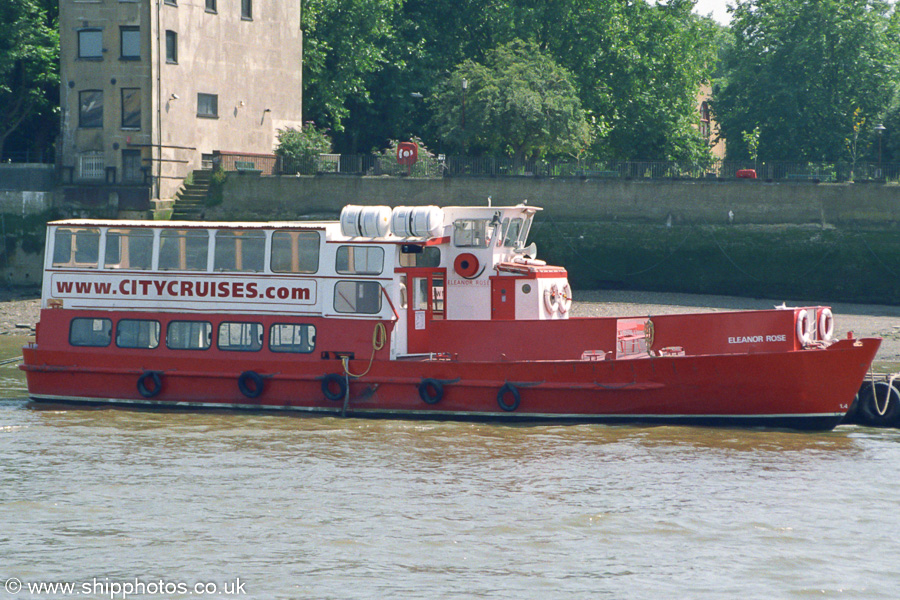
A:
454;253;481;279
796;309;812;346
544;284;560;314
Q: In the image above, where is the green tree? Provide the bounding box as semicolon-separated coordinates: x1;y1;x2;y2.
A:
428;40;591;161
275;124;333;174
302;0;403;133
0;0;59;157
715;0;900;161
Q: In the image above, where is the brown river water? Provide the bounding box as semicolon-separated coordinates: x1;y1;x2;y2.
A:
2;332;900;599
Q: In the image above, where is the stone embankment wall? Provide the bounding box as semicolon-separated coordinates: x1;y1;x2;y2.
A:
1;165;57;286
208;175;900;305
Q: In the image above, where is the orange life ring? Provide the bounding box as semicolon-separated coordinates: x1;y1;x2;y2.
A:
454;253;480;278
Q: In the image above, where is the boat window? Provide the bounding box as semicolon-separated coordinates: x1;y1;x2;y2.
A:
453;219;489;248
399;246;440;267
269;323;316;353
217;322;263;352
502;218;523;247
104;228;153;270
333;281;382;314
116;319;160;349
336;246;383;275
214;230;266;272
271;231;320;273
158;229;209;271
69;317;112;347
166;320;212;350
52;227;100;268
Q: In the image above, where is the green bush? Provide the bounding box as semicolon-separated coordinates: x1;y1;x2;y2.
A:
276;124;332;174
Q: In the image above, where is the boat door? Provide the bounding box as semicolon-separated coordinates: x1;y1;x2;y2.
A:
401;268;446;354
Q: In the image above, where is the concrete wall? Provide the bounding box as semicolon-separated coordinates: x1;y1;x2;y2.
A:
209;174;900;228
207;175;900;304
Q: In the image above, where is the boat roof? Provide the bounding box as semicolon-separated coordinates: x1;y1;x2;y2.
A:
48;219;330;229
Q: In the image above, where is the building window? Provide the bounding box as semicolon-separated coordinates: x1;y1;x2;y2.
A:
164;0;177;5
79;153;105;180
79;90;103;128
197;93;218;118
206;0;217;12
241;0;252;19
78;29;103;59
120;26;140;59
165;30;177;64
700;101;711;141
121;88;141;129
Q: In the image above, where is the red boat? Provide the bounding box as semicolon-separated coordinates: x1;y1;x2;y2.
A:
22;203;880;430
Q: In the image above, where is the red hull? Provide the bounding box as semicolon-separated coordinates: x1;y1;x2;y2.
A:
22;315;879;430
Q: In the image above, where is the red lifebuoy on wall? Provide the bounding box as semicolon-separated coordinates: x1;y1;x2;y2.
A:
454;253;481;278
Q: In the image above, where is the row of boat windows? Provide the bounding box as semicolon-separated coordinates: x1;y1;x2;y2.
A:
51;228;441;274
70;317;316;353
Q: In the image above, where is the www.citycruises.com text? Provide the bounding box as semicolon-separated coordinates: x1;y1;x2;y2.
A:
4;577;246;599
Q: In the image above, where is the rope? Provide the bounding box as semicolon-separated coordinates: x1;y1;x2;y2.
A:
0;356;23;367
341;322;387;379
861;235;900;280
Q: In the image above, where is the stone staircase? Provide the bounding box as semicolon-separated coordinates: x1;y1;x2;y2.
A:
171;169;213;220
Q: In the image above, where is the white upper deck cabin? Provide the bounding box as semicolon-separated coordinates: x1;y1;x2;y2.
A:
43;204;572;357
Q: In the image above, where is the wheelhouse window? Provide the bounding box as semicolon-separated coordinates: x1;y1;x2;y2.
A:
334;281;382;314
501;218;524;247
269;324;316;353
158;229;209;271
70;318;112;347
105;228;153;270
121;88;141;129
453;219;489;248
336;246;383;275
52;227;100;268
218;322;263;352
399;246;440;268
167;321;212;350
197;93;218;118
214;230;265;272
78;29;103;59
165;30;177;63
120;26;140;59
271;231;319;273
116;319;160;349
79;90;104;128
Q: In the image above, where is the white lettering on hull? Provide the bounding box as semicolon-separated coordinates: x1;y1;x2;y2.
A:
728;334;787;344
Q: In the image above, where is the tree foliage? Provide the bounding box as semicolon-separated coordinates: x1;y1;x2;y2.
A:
715;0;900;162
0;0;59;157
429;40;591;160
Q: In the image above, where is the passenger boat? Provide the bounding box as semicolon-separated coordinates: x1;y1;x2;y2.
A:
22;203;880;430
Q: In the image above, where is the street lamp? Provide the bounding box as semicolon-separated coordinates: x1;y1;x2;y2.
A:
875;124;887;179
461;78;468;155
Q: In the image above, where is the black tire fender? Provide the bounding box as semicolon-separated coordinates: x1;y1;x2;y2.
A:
137;371;162;398
321;373;347;401
497;382;520;412
238;371;265;399
418;378;444;405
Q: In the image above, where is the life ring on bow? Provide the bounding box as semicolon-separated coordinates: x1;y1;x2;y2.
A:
321;373;347;401
818;308;834;341
557;283;572;315
796;309;812;346
454;253;481;279
543;284;559;314
418;378;444;405
137;371;162;398
497;382;521;412
238;370;265;399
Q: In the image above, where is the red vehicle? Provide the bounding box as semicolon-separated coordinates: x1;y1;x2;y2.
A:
22;203;879;430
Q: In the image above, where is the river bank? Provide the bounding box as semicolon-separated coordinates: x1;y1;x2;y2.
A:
3;287;899;362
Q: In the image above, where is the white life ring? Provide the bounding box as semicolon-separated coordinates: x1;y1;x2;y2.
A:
818;308;834;341
796;309;812;346
557;283;572;315
543;284;559;314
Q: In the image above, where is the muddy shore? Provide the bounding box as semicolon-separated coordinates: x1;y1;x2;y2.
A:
3;286;899;363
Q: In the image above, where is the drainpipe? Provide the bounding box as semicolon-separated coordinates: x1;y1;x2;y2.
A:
155;0;163;199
